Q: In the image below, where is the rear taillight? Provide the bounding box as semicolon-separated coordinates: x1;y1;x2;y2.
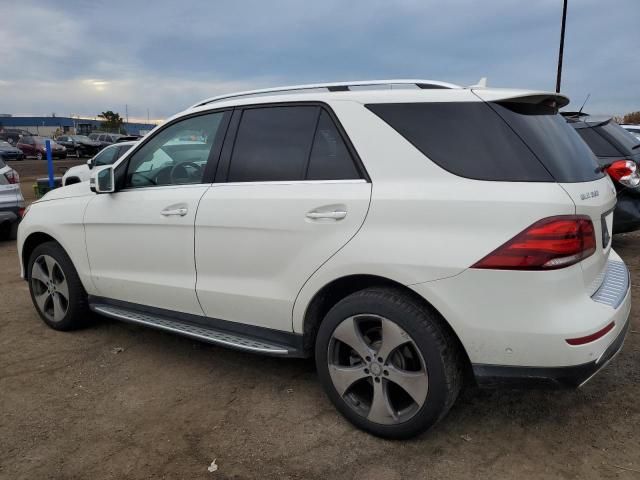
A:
18;207;26;218
4;169;19;184
472;215;596;270
605;160;640;188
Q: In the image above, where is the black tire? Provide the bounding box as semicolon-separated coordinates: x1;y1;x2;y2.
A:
315;287;463;439
27;241;90;331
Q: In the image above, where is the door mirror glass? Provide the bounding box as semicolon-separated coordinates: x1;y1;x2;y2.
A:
90;166;115;193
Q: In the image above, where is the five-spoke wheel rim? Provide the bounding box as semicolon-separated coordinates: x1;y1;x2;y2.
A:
30;255;69;322
328;314;428;425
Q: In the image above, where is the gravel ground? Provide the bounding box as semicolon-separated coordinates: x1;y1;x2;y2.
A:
0;163;638;479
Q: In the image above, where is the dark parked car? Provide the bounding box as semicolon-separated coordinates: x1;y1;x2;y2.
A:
0;140;25;161
88;132;124;148
16;136;67;160
0;129;32;145
56;135;102;158
564;113;640;233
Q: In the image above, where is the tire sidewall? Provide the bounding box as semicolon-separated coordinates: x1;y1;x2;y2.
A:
315;290;452;439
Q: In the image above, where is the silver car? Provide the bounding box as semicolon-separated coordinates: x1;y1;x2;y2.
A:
0;157;25;239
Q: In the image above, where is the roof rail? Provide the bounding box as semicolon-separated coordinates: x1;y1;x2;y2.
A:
189;79;461;109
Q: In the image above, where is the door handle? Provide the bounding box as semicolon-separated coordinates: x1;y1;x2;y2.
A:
161;207;188;217
306;210;347;220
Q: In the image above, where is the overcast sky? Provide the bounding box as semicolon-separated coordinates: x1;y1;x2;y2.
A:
1;0;637;122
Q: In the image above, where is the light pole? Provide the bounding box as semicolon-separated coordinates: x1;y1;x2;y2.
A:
556;0;568;93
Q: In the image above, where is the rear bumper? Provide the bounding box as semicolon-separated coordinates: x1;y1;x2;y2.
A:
473;313;630;388
410;250;632;379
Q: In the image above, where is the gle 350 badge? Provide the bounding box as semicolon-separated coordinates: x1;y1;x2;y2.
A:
580;190;600;200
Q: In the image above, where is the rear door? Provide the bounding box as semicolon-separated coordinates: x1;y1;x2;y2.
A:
195;104;371;332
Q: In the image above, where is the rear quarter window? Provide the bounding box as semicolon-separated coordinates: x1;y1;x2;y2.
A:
367;102;603;183
575;127;622;157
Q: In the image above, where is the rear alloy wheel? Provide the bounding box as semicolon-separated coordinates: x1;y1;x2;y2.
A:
28;241;89;330
316;288;463;439
328;314;428;425
36;151;43;160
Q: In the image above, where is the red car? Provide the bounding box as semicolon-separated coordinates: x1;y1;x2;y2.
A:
16;136;67;160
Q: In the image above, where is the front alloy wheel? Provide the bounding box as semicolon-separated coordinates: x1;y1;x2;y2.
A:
27;241;89;330
30;254;69;323
328;314;428;425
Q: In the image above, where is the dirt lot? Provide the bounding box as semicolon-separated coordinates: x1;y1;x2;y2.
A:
1;161;639;479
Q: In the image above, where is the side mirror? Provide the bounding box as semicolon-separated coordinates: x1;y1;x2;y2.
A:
87;158;93;169
90;166;115;194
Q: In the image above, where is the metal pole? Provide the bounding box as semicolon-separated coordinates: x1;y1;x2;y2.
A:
45;139;54;189
556;0;568;93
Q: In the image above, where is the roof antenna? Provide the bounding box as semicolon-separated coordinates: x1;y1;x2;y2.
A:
577;93;591;115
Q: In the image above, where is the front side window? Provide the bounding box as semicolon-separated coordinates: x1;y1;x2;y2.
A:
124;112;226;188
228;106;361;182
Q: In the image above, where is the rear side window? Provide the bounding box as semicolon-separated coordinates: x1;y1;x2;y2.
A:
228;106;361;182
306;110;359;180
575;127;622;157
367;102;603;183
600;122;640;153
0;158;5;169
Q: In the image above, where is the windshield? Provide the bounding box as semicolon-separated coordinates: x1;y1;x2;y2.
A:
0;141;12;148
71;135;91;141
601;122;640;152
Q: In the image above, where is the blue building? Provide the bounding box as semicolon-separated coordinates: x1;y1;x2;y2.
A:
0;115;157;137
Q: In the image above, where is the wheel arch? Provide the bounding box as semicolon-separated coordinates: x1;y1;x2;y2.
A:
22;232;60;277
300;274;472;377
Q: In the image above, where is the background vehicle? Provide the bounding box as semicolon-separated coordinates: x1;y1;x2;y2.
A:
0;158;25;239
0;128;32;145
0;140;25;161
56;135;102;158
621;124;640;140
62;141;135;186
564;113;640;233
16;136;67;160
88;132;124;148
18;80;630;439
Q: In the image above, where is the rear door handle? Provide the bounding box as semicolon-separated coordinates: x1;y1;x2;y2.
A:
306;210;347;220
161;207;188;217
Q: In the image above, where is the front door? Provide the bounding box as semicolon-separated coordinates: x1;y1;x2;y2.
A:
195;105;371;331
84;110;230;315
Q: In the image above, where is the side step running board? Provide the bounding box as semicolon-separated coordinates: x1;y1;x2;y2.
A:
91;304;291;356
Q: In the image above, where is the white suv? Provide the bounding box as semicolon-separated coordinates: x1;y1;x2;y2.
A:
17;80;631;438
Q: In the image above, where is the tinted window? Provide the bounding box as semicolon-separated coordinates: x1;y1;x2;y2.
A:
306;110;359;180
228;106;318;182
368;102;603;183
492;102;603;182
601;122;640;152
125;112;225;188
368;102;552;182
576;127;621;157
0;158;5;169
93;146;119;166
